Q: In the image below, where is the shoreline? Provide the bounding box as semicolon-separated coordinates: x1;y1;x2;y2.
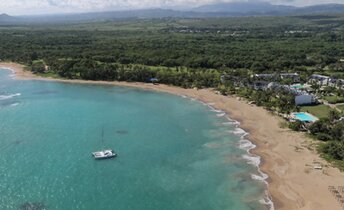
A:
2;62;344;210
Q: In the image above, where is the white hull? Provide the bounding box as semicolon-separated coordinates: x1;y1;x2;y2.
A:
92;149;117;160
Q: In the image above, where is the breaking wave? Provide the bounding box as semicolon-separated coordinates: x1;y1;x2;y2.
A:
178;94;275;210
0;93;21;100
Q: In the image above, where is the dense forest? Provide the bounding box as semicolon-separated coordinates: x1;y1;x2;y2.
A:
1;16;344;86
1;15;344;166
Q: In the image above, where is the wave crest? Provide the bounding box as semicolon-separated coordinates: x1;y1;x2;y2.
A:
0;93;21;100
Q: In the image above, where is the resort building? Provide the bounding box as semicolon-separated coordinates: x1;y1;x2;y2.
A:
253;81;270;90
295;94;316;105
280;73;300;83
286;85;317;105
329;78;344;88
253;73;300;83
253;73;277;81
266;82;317;105
308;74;330;86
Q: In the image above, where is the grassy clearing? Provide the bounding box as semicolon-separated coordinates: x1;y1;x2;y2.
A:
36;71;62;79
300;104;332;119
337;104;344;112
323;95;344;104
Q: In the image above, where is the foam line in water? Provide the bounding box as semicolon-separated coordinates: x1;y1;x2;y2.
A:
206;107;274;210
223;116;274;210
211;109;223;113
231;128;248;136
178;93;275;210
9;103;20;107
239;140;275;210
222;121;240;126
0;67;15;77
216;112;226;117
0;93;21;100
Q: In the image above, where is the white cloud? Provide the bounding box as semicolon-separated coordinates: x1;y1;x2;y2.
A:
0;0;343;15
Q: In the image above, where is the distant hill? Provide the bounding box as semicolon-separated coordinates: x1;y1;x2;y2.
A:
294;4;344;15
0;13;16;22
1;3;344;25
0;9;202;24
193;2;344;16
193;2;294;14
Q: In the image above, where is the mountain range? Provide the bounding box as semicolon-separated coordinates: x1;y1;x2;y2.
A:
1;2;344;24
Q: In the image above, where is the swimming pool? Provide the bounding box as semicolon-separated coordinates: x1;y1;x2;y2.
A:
292;112;318;122
292;84;304;89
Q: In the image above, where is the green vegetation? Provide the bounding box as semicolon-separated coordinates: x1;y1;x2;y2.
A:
305;110;344;169
300;105;332;119
1;15;344;168
323;95;344;104
2;15;344;86
319;143;344;170
337;105;344;112
289;120;305;131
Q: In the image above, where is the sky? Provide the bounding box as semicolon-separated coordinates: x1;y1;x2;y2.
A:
0;0;343;15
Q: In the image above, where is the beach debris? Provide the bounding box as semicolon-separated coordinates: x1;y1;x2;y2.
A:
116;130;128;135
305;160;326;171
19;202;46;210
313;165;323;170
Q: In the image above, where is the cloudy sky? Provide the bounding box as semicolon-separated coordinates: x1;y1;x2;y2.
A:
0;0;343;15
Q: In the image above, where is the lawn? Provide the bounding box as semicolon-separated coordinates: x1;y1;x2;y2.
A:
337;105;344;112
300;105;332;119
323;95;344;104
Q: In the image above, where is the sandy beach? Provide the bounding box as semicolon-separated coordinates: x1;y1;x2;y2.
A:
1;62;344;210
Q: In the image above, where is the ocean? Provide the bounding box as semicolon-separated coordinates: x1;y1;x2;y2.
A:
0;68;272;210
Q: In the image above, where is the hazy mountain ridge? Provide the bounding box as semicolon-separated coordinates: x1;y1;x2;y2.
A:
193;2;344;15
1;2;344;24
193;2;295;13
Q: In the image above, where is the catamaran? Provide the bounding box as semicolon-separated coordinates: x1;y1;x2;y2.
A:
92;127;117;160
92;149;117;159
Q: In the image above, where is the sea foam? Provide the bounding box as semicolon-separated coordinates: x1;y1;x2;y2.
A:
239;139;274;210
0;93;21;100
216;112;226;117
178;93;275;210
9;102;20;107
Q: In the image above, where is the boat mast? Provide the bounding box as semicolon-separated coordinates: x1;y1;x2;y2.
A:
101;127;104;143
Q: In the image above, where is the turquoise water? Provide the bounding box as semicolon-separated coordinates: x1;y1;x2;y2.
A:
293;112;318;122
291;84;304;89
0;69;270;210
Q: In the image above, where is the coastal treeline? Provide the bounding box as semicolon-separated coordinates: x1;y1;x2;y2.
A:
39;59;220;88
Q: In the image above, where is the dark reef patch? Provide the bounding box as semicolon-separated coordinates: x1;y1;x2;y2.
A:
19;202;46;210
116;130;129;135
13;140;24;145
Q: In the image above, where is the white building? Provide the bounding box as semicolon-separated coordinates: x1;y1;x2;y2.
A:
280;73;300;82
295;94;316;105
309;74;330;86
